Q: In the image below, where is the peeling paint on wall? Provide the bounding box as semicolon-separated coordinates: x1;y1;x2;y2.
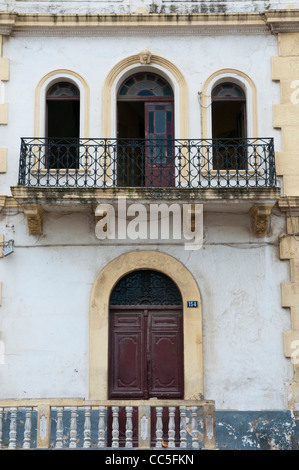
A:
0;409;298;449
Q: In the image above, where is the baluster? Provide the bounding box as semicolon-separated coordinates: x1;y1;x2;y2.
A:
168;407;176;448
111;406;119;448
179;406;187;448
191;406;199;449
83;406;91;448
8;407;17;449
0;408;3;449
155;407;163;449
98;406;106;448
55;407;64;449
22;408;32;449
69;407;78;448
125;406;133;448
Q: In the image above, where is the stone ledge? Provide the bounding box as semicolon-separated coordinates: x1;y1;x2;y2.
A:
11;185;281;206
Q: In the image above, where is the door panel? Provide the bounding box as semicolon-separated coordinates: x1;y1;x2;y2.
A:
150;333;182;396
109;311;145;398
149;311;183;398
145;103;174;187
113;333;143;393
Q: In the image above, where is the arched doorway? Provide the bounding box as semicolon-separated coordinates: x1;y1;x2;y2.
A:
89;251;203;401
117;72;174;187
108;270;184;400
108;269;184;446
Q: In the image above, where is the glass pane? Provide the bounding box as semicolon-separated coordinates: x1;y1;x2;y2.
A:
138;90;154;96
149;112;154;133
163;86;172;96
119;86;128;96
155;111;166;134
155;138;166;163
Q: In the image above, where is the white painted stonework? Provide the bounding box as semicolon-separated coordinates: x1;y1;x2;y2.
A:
0;0;295;415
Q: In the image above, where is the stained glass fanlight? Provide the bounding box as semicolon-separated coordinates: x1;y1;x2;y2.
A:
118;73;173;98
47;82;80;98
212;82;245;99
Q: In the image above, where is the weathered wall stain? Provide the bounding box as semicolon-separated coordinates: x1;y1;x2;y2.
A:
1;409;298;449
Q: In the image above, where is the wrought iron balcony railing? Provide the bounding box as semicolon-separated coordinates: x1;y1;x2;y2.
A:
18;137;276;189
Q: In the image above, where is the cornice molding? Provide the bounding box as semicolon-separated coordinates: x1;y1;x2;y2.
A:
0;10;298;36
264;10;299;32
9;26;270;37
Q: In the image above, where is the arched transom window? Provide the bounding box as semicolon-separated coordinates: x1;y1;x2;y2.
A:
118;73;173;98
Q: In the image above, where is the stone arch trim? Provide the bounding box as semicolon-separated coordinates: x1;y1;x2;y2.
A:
34;68;90;138
201;68;258;139
102;54;189;139
89;251;203;400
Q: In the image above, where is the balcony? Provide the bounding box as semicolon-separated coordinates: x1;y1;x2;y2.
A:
0;398;216;450
10;137;280;236
18;137;276;189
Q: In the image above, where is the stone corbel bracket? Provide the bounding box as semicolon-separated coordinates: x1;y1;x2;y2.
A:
249;203;275;237
23;204;44;235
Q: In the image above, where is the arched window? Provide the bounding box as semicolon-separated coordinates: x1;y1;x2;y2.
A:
46;81;80;169
211;82;247;169
117;73;174;187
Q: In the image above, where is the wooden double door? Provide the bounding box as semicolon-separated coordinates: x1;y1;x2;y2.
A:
109;306;184;399
108;305;184;446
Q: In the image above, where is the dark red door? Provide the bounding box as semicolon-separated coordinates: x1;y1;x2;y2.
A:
109;306;183;399
108;306;184;447
144;103;174;187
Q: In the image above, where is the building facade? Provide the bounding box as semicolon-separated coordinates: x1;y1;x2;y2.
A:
0;0;299;450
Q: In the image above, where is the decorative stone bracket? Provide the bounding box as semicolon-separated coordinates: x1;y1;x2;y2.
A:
249;203;275;237
23;204;44;235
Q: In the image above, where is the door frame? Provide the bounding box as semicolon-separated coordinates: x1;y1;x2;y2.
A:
89;251;203;400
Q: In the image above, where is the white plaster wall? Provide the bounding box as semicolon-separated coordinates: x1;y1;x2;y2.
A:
1;31;281;193
0;24;291;410
0;209;292;409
